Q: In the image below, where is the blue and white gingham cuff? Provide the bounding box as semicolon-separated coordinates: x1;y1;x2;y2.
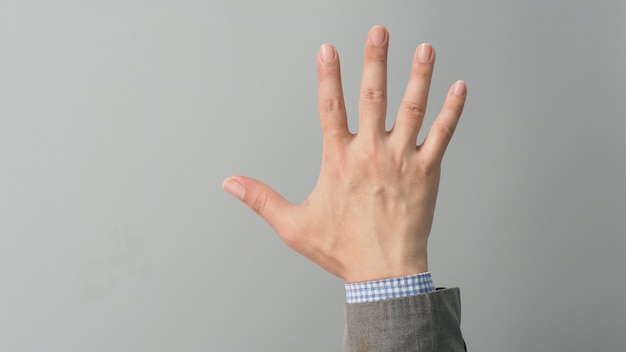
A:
345;272;435;304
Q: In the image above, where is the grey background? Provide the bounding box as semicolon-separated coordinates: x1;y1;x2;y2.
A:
1;1;625;351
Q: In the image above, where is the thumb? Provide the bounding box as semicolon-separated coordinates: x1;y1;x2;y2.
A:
222;175;295;233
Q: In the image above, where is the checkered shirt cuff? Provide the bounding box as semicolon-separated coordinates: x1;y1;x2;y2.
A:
345;272;435;304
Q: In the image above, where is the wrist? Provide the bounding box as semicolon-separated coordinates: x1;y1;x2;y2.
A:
343;258;428;284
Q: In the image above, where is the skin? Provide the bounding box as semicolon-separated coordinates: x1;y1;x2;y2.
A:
223;25;467;283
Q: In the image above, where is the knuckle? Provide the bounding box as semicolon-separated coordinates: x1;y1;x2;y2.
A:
401;101;426;118
362;88;386;105
412;67;433;80
319;65;341;80
365;51;387;64
363;46;387;66
354;138;383;168
415;155;441;177
320;97;344;114
418;161;441;178
432;122;455;140
443;100;464;116
250;191;268;215
390;147;410;167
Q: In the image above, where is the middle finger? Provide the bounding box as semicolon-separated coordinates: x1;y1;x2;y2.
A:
358;25;389;138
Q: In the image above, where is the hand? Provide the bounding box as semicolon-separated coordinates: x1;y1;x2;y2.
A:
222;25;466;283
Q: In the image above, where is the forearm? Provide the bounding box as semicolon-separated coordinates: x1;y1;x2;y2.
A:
344;287;465;352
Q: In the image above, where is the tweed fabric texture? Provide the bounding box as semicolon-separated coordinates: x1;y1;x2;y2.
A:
344;288;465;352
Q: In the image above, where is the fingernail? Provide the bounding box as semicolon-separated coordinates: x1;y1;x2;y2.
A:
417;43;432;63
222;177;246;201
452;80;466;96
320;43;336;63
369;26;386;46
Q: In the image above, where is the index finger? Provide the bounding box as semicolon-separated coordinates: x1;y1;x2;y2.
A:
317;43;350;147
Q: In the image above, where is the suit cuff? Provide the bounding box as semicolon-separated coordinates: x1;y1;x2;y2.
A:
345;272;435;304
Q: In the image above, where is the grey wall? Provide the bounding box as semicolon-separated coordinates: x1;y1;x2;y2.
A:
1;1;625;351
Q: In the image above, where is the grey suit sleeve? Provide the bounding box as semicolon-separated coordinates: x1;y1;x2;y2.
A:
344;288;465;352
